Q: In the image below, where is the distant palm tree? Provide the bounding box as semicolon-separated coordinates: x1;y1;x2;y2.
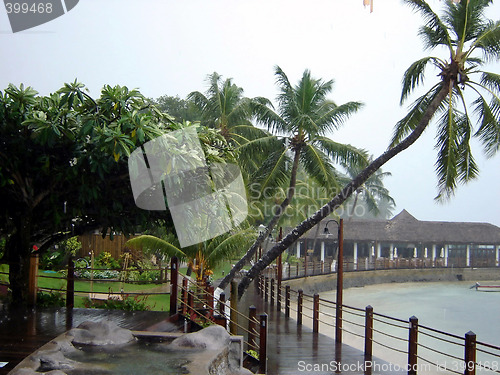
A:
340;159;395;220
236;0;500;298
218;66;367;290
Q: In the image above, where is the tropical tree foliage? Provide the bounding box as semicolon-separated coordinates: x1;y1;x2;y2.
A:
218;66;368;290
236;0;500;297
0;82;237;305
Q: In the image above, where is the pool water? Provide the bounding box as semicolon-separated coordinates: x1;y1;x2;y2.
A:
63;339;194;374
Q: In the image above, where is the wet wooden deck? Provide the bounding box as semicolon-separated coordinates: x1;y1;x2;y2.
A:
238;283;406;375
0;306;174;374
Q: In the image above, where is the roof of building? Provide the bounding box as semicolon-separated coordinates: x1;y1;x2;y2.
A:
300;210;500;245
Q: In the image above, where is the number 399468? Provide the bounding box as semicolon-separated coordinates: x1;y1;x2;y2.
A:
5;3;53;14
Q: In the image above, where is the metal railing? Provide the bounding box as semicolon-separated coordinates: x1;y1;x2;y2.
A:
259;275;500;375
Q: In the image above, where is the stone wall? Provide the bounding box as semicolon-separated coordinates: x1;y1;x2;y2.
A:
282;267;500;295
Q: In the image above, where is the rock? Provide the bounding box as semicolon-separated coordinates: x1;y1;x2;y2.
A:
69;320;135;345
170;325;230;351
10;369;69;375
37;350;77;370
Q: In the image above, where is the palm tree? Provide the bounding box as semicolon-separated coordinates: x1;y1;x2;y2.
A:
218;66;367;290
340;159;395;220
236;0;500;298
125;227;256;283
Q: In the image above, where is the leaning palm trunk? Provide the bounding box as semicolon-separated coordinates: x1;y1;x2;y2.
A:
237;83;450;298
217;146;302;290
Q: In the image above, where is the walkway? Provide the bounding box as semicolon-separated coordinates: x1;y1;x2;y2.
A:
239;283;405;375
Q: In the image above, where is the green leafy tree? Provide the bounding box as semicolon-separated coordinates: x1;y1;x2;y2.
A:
236;0;500;297
218;66;367;290
0;82;173;306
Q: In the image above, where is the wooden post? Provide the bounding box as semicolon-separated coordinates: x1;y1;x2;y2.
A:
187;291;194;318
464;331;476;375
207;286;214;320
259;313;268;374
285;285;290;318
169;256;178;316
336;219;344;344
313;293;320;333
28;253;39;307
219;292;226;316
66;256;74;309
182;278;188;315
365;305;374;362
248;305;257;351
230;281;238;335
297;289;303;326
408;316;418;375
277;227;283;311
270;278;275;306
264;277;269;303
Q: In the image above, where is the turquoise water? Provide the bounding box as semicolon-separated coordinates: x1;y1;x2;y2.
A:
319;281;500;373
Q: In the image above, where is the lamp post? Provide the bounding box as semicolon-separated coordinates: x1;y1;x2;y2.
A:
324;218;344;344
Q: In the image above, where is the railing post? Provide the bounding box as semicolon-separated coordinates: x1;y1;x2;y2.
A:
464;331;476;375
169;256;178;316
297;289;303;326
335;218;344;344
285;285;290;318
248;305;257;351
182;278;188;315
270;278;275;306
28;253;39;307
365;305;374;363
219;292;226;316
259;313;268;374
313;293;320;333
408;316;418;375
214;292;227;328
264;277;269;303
230;281;238;335
207;286;214;320
66;256;74;309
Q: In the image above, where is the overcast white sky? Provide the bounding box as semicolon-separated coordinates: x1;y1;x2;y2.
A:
1;0;499;226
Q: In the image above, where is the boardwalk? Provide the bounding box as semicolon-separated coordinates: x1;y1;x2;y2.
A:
239;284;405;375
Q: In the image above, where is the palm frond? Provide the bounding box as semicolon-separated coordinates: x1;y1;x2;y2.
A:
470;20;500;61
392;83;443;147
300;143;340;192
250;146;290;196
205;227;257;269
314;136;368;168
316;101;364;133
126;235;186;260
400;57;443;105
473;93;500;157
403;0;453;54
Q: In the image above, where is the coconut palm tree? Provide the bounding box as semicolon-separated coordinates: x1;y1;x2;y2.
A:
217;66;368;290
236;0;500;298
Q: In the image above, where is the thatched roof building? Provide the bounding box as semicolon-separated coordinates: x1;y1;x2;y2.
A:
289;210;500;268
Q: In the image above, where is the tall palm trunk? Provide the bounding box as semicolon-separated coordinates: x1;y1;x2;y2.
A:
237;82;451;298
217;145;302;290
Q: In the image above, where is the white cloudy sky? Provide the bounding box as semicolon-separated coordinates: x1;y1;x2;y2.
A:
1;0;499;226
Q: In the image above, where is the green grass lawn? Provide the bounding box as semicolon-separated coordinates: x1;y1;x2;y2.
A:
1;261;239;312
